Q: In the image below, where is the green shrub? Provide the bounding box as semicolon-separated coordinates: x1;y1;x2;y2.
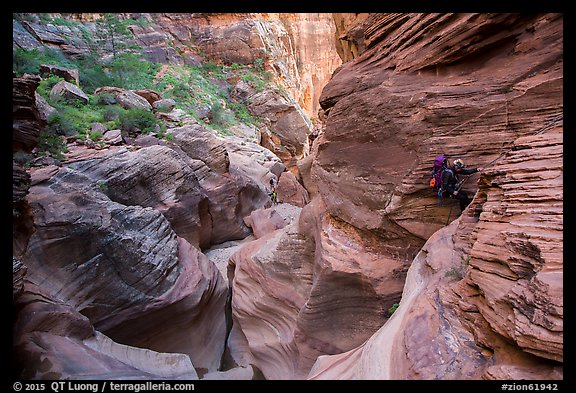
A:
229;101;257;125
77;57;113;93
46;111;78;136
37;130;68;160
13;47;74;77
97;93;117;106
105;120;120;130
106;53;160;90
388;303;400;315
124;16;151;28
103;105;124;121
166;82;193;102
209;101;235;128
46;103;104;136
240;73;269;92
201;61;224;77
36;75;65;101
119;108;159;133
154;72;181;92
50;17;78;27
254;57;265;71
13;48;43;76
89;131;103;141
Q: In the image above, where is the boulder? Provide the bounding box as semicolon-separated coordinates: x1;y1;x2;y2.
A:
152;98;176;112
276;171;309;207
40;64;79;84
116;90;153;111
50;80;89;104
134;89;161;105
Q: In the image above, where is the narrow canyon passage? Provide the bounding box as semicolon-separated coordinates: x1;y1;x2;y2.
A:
12;12;562;381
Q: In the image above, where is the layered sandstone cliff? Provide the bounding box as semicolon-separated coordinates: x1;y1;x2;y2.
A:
150;13;342;121
12;13;562;381
13;13;340;171
14;12;340;122
309;127;563;379
230;13;563;380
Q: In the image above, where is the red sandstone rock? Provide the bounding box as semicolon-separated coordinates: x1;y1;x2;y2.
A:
234;13;562;380
13;260;199;380
13;74;42;153
276;171;309;207
230;197;409;379
243;207;289;239
308;123;563;381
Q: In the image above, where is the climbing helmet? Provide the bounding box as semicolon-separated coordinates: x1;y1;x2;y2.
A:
453;159;465;168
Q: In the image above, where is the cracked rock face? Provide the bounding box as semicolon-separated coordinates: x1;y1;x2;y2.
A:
13;119;280;379
309;128;563;380
304;14;562;380
229;13;562;380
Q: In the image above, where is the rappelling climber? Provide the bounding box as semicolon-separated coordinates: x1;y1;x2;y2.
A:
441;159;483;212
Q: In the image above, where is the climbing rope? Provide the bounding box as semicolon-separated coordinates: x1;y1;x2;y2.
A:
453;112;562;192
435;111;562;225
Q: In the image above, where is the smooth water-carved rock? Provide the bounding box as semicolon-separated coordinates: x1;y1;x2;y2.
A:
230;198;410;379
232;13;562;380
13;261;199;380
308;128;563;380
18;164;228;375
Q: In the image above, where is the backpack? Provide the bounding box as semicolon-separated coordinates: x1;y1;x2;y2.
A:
429;154;447;190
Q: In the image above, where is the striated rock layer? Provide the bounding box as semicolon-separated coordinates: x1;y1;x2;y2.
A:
13;74;43;153
309;127;563;380
230;13;562;380
18;161;229;373
230;197;410;379
315;13;562;241
310;12;563;380
13;12;563;381
13;259;200;380
13;74;43;261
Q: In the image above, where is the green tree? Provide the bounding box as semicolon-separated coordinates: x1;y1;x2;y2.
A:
94;14;133;57
107;52;159;90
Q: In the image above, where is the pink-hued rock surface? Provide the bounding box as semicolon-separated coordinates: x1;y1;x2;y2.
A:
13;13;562;381
309;128;562;380
229;197;410;379
228;13;562;380
13;259;200;380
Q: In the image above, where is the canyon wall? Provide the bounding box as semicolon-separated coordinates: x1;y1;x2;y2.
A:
231;13;563;380
12;13;563;381
175;12;341;121
14;12;341;122
14;12;341;171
